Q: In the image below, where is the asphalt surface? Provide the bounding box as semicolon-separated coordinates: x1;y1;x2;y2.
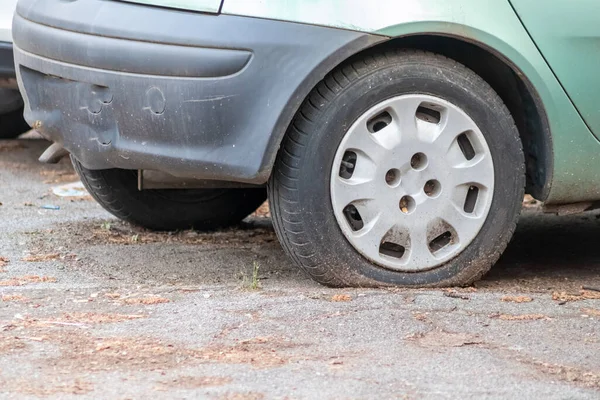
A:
0;138;599;399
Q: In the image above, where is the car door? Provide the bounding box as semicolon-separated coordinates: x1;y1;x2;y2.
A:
510;0;600;137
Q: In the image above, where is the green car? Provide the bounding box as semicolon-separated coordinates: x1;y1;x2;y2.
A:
12;0;600;287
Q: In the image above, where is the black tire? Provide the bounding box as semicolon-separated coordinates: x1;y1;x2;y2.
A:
72;158;267;231
0;107;30;139
269;49;525;287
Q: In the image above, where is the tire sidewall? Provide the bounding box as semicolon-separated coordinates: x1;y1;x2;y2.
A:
295;59;524;286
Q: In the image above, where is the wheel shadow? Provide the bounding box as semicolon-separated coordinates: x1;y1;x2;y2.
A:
482;210;600;291
37;217;315;288
31;209;600;291
11;138;600;290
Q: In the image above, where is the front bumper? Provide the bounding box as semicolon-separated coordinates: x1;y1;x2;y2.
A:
14;0;379;183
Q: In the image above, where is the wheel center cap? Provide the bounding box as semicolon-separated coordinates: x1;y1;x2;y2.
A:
399;168;428;197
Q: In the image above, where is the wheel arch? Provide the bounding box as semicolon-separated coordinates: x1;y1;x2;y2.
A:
266;29;553;201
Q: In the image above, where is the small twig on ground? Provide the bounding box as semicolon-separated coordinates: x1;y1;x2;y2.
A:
582;286;600;293
39;321;90;329
443;292;470;300
15;336;45;342
251;261;260;290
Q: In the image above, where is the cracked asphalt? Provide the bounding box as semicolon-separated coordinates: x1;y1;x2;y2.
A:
0;138;599;399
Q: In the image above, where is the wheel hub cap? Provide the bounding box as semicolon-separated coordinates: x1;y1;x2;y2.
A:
330;94;494;272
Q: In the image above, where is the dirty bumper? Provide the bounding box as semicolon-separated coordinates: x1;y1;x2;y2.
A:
13;0;379;183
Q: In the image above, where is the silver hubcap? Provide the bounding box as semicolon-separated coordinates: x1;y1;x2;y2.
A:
330;95;494;272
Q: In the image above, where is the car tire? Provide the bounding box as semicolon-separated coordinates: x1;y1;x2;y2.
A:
0;107;30;139
72;158;267;231
269;49;525;287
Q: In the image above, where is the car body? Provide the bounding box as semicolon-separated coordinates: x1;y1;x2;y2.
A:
0;0;17;66
12;0;600;286
0;0;29;139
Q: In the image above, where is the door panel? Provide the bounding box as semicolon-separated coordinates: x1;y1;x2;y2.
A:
511;0;600;137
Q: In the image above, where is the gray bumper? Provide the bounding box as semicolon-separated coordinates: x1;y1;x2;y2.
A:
13;0;382;183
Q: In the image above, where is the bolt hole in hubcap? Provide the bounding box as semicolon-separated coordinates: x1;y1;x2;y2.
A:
424;179;441;197
331;95;494;272
399;196;415;214
410;152;428;170
385;168;401;186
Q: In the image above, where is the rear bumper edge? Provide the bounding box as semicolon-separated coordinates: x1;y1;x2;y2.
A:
13;14;252;78
14;3;379;183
